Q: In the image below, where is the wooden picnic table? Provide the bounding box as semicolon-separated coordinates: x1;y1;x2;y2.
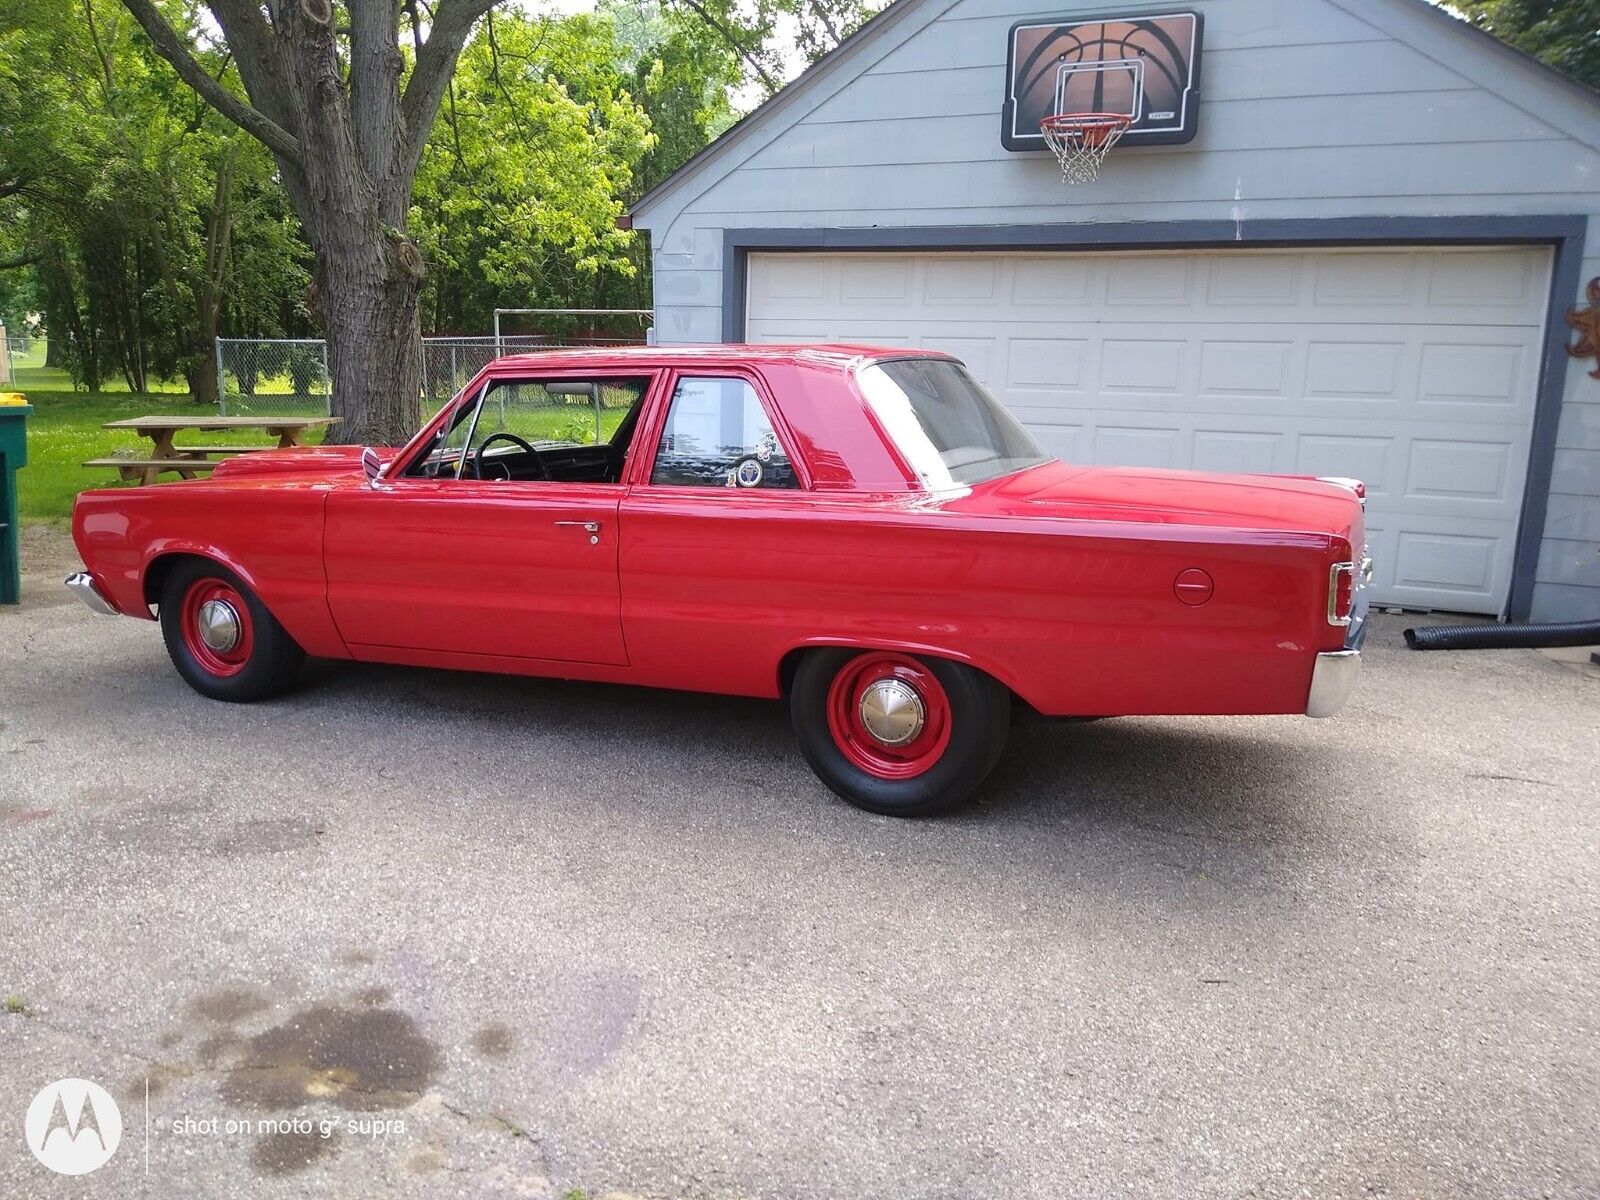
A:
87;415;341;486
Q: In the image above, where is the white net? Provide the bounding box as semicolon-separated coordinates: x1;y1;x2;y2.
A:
1040;114;1131;185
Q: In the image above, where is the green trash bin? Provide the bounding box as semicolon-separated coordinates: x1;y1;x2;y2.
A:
0;397;31;605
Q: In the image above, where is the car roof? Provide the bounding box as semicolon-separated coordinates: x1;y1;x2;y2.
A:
485;343;957;373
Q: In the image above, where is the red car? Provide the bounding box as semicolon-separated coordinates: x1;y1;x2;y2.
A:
68;346;1369;816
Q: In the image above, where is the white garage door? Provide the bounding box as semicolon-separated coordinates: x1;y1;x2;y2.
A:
746;247;1552;615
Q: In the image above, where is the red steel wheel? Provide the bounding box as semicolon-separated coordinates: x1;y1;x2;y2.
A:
178;577;256;678
824;650;954;781
793;648;1011;816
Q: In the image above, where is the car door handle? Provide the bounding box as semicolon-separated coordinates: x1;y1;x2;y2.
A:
554;521;601;533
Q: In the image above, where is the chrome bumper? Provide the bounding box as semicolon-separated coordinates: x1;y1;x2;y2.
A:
1306;650;1361;718
64;571;118;616
1308;551;1371;718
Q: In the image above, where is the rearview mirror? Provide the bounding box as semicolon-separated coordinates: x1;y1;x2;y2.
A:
361;446;382;483
544;381;598;398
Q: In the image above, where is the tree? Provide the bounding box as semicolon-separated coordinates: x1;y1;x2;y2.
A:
660;0;883;100
1;0;309;396
1453;0;1600;90
119;0;505;443
410;10;654;335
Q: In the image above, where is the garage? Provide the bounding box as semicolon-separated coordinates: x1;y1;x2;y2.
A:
745;246;1552;614
628;0;1600;623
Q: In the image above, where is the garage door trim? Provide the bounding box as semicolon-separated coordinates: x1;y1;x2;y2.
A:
722;215;1588;621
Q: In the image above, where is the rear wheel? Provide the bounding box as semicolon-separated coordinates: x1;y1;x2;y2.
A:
159;560;304;702
790;649;1010;817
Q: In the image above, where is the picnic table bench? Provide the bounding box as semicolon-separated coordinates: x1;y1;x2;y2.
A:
85;416;341;486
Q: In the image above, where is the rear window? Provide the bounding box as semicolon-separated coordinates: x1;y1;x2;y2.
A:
857;358;1049;487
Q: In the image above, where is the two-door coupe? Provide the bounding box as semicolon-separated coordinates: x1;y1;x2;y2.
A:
68;346;1369;816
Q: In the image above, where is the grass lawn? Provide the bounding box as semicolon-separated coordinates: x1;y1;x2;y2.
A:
9;343;278;524
15;390;292;524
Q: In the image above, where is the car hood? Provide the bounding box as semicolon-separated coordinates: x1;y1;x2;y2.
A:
209;445;401;481
964;460;1364;541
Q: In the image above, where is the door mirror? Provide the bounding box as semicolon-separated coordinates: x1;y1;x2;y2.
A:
361;446;382;483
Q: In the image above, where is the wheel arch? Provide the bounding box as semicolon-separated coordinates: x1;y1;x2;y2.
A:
775;637;1039;711
142;547;263;610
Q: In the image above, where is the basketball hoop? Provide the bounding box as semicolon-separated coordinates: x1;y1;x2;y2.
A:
1040;112;1132;185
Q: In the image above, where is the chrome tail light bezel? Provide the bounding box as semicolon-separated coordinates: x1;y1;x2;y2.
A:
1327;560;1356;627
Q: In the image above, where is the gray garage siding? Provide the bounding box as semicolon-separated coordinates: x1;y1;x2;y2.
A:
631;0;1600;621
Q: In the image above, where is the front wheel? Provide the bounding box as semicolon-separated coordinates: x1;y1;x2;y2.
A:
159;560;305;702
790;649;1010;817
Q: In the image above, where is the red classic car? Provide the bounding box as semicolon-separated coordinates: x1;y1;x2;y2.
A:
68;346;1369;816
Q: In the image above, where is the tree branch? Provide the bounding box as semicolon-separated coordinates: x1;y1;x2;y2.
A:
673;0;779;93
398;0;501;189
0;249;42;271
118;0;301;162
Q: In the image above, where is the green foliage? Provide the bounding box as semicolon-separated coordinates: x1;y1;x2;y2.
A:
655;0;884;99
0;0;311;395
411;10;656;334
603;0;741;191
1452;0;1600;90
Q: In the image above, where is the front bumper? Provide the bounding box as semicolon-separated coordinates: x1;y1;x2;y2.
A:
65;571;118;616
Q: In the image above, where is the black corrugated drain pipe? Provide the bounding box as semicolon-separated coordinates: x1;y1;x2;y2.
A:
1404;620;1600;651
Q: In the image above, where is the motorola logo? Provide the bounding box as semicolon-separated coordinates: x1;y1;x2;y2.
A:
25;1078;122;1175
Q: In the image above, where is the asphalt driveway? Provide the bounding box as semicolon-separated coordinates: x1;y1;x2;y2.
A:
2;527;1597;1199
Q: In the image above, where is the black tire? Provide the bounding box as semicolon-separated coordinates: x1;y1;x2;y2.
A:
158;559;305;702
790;648;1010;817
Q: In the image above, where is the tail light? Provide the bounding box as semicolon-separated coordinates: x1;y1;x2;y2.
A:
1317;476;1367;510
1327;560;1356;626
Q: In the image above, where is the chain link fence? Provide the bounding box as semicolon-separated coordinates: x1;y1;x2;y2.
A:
216;332;652;418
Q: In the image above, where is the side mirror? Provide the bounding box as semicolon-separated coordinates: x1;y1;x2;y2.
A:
361;446;382;483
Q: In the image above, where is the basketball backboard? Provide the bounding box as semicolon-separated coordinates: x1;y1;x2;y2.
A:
1002;10;1203;152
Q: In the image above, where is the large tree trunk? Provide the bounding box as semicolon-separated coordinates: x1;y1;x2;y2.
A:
120;0;497;443
316;237;423;446
185;356;219;407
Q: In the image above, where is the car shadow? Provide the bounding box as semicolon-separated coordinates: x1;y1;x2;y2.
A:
301;659;1350;854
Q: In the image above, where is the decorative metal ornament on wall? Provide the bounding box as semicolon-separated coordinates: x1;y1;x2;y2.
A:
1568;277;1600;380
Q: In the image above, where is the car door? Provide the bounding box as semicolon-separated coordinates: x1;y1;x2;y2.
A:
618;370;825;694
323;373;643;666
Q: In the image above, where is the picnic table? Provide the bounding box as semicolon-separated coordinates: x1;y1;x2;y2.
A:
86;415;341;486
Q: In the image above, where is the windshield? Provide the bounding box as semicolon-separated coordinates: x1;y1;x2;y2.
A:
858;358;1049;488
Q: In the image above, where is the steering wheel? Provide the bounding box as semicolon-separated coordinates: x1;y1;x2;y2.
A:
472;432;547;481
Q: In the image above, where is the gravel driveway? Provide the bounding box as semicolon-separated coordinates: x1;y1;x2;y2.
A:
2;527;1597;1199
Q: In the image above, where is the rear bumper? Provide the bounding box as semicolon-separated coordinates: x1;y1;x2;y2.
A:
64;571;118;616
1308;550;1372;718
1306;650;1361;718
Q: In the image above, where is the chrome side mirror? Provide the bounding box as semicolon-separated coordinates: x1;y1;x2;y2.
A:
361;446;382;484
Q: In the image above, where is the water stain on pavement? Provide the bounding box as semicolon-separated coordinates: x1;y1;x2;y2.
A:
251;1127;341;1175
220;1004;442;1111
472;1022;515;1059
188;986;270;1024
354;985;392;1007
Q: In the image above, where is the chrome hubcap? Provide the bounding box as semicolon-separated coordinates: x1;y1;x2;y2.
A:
858;679;925;746
197;599;241;653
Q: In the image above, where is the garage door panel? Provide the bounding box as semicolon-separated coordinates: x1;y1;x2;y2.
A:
1417;342;1534;411
1391;527;1513;605
1191;430;1286;475
1093;426;1183;468
745;247;1551;613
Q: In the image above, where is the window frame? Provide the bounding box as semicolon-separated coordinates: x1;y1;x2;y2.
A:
634;368;812;493
393;365;669;484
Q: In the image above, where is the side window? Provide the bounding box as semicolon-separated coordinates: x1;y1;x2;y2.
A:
650;376;797;489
